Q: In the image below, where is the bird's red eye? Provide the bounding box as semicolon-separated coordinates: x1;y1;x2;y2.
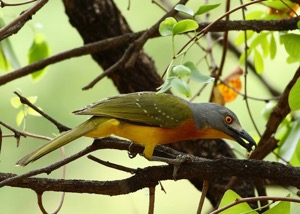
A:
225;116;233;124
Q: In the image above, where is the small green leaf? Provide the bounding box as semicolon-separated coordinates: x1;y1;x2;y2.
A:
254;49;264;74
0;16;21;70
250;32;268;50
10;97;21;109
174;4;194;16
195;3;221;16
172;19;198;35
297;21;300;30
157;79;172;93
246;11;264;20
171;78;191;97
270;33;277;60
27;107;41;116
28;33;50;80
235;30;254;46
172;65;191;78
16;111;25;127
183;61;214;83
289;78;300;111
263;197;290;214
159;17;177;37
279;120;300;162
27;96;38;104
219;190;256;214
281;34;300;60
0;47;9;70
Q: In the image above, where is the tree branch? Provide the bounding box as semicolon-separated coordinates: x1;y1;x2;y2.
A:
2;146;300;195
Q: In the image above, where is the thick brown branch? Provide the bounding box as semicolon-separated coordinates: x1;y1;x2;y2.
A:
2;155;300;195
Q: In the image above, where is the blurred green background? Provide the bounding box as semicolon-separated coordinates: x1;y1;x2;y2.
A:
0;0;298;213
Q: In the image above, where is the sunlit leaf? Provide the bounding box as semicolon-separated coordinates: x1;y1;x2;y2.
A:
250;32;268;50
246;11;264;20
171;78;191;97
10;97;21;109
157;79;172;93
195;3;221;16
270;33;277;59
281;33;300;60
263;196;290;214
16;111;25;127
218;190;256;214
28;33;50;80
172;19;198;35
288;78;300;111
174;4;194;16
254;49;264;74
183;61;214;83
172;65;191;78
0;16;21;70
279;120;300;162
159;17;177;36
235;30;254;46
27;96;38;104
27;107;41;116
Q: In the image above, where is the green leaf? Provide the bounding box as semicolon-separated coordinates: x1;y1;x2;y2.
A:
174;4;194;16
269;33;277;60
195;3;221;16
10;97;21;109
279;120;300;162
263;198;290;214
0;16;21;70
159;17;177;37
297;20;300;30
254;49;264;74
246;11;264;20
218;190;257;214
235;30;254;46
172;19;199;35
172;65;191;78
281;34;300;60
0;47;9;70
250;32;268;50
27;107;41;116
16;111;25;127
28;33;50;80
157;79;172;93
183;61;214;83
171;78;191;97
27;96;38;104
289;78;300;111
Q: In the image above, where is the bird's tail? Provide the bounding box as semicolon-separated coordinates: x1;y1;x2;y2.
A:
16;117;109;166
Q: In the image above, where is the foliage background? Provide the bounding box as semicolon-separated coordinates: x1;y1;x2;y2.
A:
0;0;299;213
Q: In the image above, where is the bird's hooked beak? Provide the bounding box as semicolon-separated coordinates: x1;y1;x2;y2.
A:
228;127;256;152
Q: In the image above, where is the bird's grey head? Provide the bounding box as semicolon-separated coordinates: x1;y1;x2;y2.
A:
189;102;256;152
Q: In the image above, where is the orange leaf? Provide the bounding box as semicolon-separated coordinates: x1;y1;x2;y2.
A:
213;67;243;105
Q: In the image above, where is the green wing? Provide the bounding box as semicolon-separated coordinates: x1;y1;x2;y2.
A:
74;92;193;128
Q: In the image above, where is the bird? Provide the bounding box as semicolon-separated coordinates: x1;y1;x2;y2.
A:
16;92;256;166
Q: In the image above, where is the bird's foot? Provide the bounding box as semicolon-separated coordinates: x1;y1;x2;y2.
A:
128;143;138;158
150;154;193;180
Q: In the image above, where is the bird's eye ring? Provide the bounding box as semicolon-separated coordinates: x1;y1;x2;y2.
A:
225;115;233;124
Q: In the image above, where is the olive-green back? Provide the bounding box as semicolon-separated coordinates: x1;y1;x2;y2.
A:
74;92;193;128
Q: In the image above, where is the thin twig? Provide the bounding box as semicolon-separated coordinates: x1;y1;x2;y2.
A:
210;196;300;214
148;186;156;214
0;0;48;40
197;180;209;214
87;155;137;173
14;91;70;132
